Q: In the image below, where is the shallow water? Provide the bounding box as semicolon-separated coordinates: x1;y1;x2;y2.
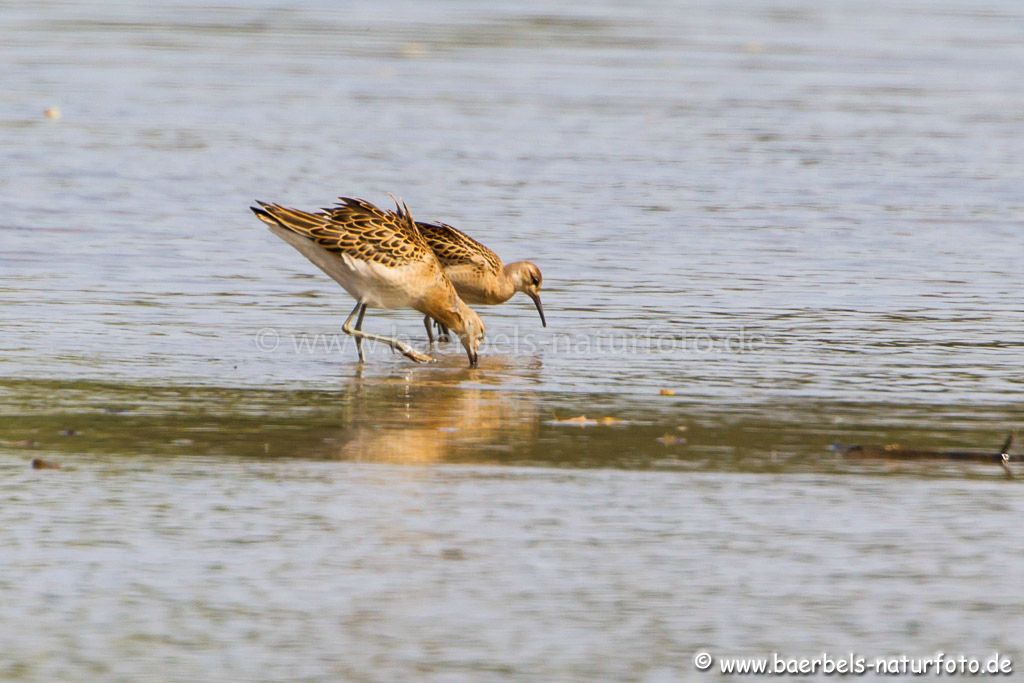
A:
3;0;1023;401
3;458;1022;682
2;0;1023;680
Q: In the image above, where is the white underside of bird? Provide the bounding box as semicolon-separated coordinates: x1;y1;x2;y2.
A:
267;223;424;310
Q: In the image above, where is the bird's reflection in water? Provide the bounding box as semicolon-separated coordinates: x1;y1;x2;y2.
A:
323;355;542;465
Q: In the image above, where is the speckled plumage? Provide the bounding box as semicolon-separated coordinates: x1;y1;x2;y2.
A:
416;221;503;275
251;196;487;366
318;209;548;330
258;197;436;270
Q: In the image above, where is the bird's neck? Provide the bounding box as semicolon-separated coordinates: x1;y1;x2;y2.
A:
429;306;463;334
498;263;524;299
420;284;469;334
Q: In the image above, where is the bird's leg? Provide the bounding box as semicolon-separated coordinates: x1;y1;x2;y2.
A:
354;304;367;362
436;321;450;343
423;315;435;344
342;301;434;364
344;301;366;363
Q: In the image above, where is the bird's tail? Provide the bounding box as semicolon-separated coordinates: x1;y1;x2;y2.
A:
250;201;325;239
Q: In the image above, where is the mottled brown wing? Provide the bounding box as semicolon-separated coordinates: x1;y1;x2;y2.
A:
255;197;435;268
416;221;503;275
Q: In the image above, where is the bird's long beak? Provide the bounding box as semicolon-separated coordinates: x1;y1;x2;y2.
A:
529;293;547;327
467;349;479;368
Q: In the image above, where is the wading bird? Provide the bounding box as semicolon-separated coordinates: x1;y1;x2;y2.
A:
415;221;545;342
252;197;486;367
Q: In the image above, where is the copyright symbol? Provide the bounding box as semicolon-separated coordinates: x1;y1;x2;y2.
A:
255;327;280;352
694;651;713;671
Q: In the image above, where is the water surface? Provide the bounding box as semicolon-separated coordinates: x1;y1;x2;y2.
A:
2;0;1023;680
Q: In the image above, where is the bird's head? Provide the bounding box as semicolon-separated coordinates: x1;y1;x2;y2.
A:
434;295;486;368
454;304;486;368
505;261;545;327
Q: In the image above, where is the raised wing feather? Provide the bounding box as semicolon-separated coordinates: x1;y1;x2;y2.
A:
416;221;503;275
253;197;435;268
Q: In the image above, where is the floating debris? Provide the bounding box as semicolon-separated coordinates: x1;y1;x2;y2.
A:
31;458;61;470
59;429;77;437
656;434;685;446
399;42;428;59
548;415;597;427
43;106;61;120
546;415;628;428
659;389;676;396
2;439;37;448
832;433;1018;478
440;548;465;561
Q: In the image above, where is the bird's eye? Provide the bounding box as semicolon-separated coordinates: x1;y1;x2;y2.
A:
531;277;539;286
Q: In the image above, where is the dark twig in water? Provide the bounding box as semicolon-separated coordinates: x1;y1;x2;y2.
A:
832;432;1018;478
999;432;1015;479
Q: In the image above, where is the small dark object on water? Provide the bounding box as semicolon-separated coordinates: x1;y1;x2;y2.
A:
31;458;61;470
59;429;77;437
440;548;465;561
832;433;1018;478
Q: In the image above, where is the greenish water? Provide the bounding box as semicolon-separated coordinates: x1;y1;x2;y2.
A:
2;378;1020;477
2;0;1024;679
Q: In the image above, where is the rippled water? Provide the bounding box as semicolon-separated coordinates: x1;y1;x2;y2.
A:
4;457;1021;682
3;0;1022;401
2;0;1023;680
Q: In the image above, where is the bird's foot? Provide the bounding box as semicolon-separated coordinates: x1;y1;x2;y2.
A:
395;343;434;364
403;348;435;363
